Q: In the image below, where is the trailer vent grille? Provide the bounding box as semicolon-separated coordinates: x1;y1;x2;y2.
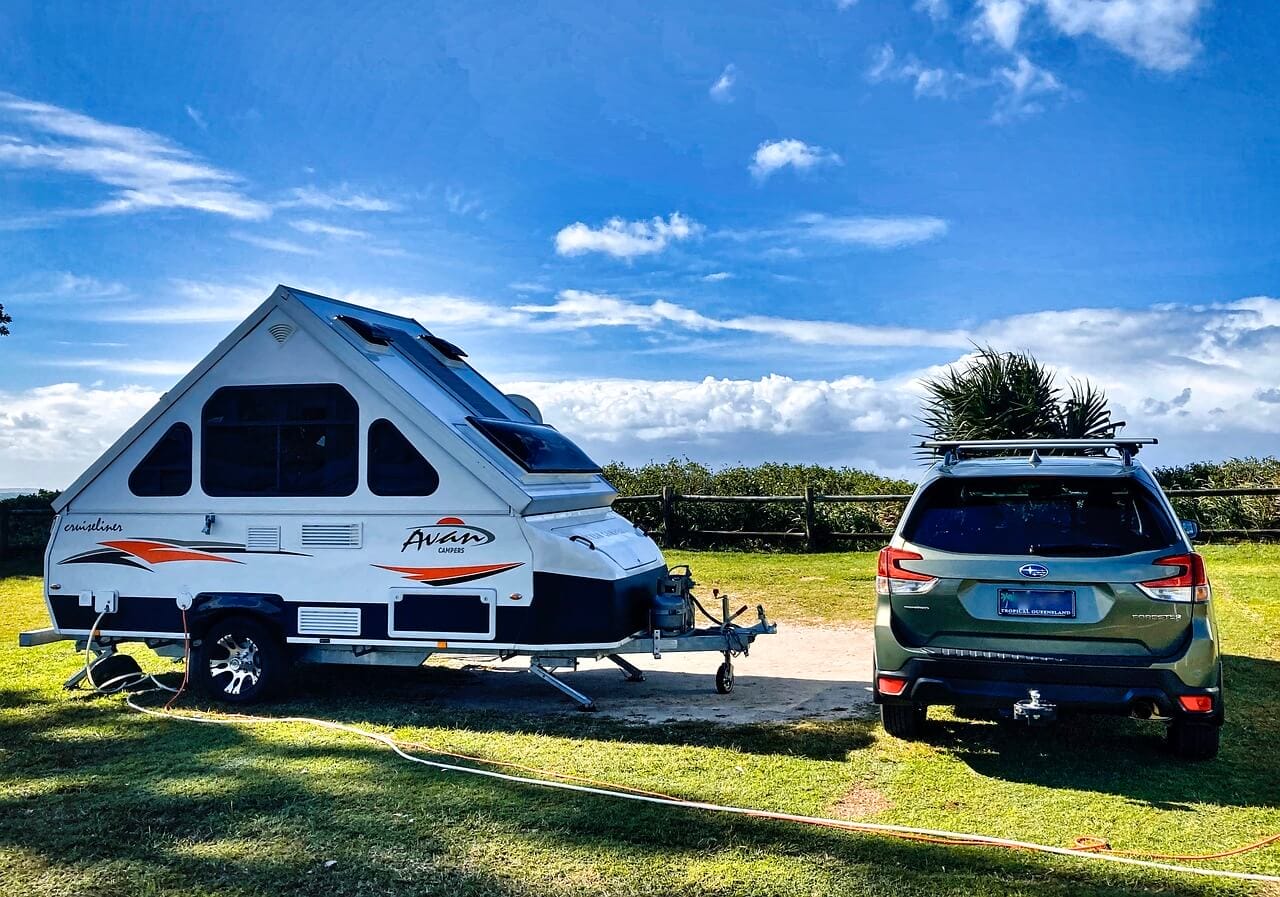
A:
245;526;281;552
268;322;295;344
300;523;362;549
297;606;361;637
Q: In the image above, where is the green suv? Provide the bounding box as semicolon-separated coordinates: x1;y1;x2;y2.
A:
873;439;1222;760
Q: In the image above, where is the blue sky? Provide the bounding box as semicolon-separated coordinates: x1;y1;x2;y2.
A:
1;0;1277;486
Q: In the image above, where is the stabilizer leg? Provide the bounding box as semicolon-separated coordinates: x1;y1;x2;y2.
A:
607;654;645;682
530;661;597;711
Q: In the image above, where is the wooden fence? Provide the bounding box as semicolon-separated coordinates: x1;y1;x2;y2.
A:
2;485;1279;558
614;485;1280;549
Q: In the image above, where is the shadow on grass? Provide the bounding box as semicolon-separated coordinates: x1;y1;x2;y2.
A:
0;684;1244;897
282;662;875;762
922;653;1280;811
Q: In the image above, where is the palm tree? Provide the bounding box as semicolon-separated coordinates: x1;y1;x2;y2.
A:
920;345;1120;446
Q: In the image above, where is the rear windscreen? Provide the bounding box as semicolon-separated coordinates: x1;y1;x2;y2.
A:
469;417;601;474
902;476;1181;556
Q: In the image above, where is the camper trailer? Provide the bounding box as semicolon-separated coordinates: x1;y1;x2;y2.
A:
19;285;774;709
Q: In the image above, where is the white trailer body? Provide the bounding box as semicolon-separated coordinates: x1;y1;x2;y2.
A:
26;286;772;708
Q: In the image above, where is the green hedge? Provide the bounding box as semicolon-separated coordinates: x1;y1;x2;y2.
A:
0;490;60;556
601;459;912;548
1153;457;1280;534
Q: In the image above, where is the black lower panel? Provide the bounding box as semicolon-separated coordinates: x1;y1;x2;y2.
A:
496;567;666;644
393;592;490;635
46;565;668;647
49;593;184;633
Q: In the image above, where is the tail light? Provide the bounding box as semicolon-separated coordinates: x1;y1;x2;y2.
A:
877;675;909;696
876;546;938;596
1138;552;1211;603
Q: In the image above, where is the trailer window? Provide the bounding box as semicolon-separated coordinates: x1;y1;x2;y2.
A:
469;417;600;474
128;423;192;496
368;419;440;496
202;384;358;497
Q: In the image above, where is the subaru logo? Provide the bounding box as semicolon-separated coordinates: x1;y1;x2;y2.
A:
1019;564;1050;579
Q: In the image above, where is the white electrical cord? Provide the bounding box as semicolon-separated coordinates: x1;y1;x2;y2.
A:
83;610;178;695
120;693;1280;884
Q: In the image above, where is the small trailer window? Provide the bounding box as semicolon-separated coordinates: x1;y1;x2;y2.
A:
202;384;358;496
128;422;192;496
469;417;601;474
368;418;440;496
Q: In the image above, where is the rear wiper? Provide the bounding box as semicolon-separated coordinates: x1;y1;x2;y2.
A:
1028;543;1125;556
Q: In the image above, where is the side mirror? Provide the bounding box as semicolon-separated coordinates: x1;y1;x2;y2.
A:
1181;519;1200;540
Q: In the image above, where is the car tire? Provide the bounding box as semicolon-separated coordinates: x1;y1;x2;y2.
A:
193;615;288;704
1168;721;1220;760
881;703;927;740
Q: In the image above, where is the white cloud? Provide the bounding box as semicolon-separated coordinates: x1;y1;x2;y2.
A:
554;212;703;259
750;139;842;180
505;374;913;445
1041;0;1208;72
867;45;964;98
230;231;319;255
702;272;734;282
0;92;269;221
0;382;164;487
443;186;486;219
41;358;194;377
975;0;1033;50
280;185;399;212
184;105;208;130
795;213;949;249
514;289;968;348
709;64;737;102
290;219;369;239
992;54;1065;119
98;280;267;324
6;271;127;302
915;0;951;20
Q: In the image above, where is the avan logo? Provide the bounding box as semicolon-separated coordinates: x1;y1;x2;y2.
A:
401;517;495;554
1019;564;1050;579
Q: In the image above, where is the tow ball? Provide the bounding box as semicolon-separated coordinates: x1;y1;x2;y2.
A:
1013;689;1058;725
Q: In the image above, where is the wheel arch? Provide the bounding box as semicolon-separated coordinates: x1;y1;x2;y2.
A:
189;593;288;639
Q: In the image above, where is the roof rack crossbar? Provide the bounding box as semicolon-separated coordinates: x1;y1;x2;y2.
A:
920;438;1157;464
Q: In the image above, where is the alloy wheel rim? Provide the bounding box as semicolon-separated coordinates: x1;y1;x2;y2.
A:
208;633;262;695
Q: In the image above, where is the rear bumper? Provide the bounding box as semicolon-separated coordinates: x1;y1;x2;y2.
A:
876;655;1223;723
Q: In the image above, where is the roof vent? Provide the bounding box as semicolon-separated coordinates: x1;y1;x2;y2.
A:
268;322;295;344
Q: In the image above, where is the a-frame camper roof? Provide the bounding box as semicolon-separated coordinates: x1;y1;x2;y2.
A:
53;285;613;514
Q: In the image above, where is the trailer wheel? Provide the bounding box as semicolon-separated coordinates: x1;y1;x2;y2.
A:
715;661;734;694
194;616;287;704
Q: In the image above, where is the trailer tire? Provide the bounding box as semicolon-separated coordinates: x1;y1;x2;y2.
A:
193;615;288;704
715;661;734;694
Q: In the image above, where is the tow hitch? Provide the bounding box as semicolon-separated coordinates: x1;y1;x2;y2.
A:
1012;689;1057;725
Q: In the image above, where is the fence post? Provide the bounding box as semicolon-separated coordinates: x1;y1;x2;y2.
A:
660;485;677;548
0;509;8;561
803;485;817;552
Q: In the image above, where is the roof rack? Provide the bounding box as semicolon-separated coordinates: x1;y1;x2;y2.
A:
919;438;1157;467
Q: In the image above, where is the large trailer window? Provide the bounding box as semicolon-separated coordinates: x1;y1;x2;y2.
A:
202;384;358;496
469;417;600;474
902;476;1182;556
128;423;192;496
367;418;440;496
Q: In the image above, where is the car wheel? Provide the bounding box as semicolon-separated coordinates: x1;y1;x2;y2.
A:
1168;721;1220;760
881;703;927;739
194;615;288;704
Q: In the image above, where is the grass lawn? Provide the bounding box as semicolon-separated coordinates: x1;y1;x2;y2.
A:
2;545;1279;895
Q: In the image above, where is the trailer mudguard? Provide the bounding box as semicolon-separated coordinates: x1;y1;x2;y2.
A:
189;593;288;634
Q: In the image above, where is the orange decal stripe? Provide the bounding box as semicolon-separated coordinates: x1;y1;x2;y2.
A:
100;540;242;565
374;562;523;584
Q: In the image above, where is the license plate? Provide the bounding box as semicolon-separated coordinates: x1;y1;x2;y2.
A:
998;588;1076;619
